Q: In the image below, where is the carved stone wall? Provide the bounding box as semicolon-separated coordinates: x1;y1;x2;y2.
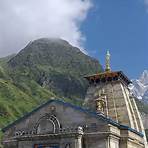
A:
2;100;146;148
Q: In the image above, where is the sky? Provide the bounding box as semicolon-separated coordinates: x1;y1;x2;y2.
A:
0;0;148;79
81;0;148;79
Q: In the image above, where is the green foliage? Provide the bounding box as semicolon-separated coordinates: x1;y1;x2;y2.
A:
0;78;55;127
0;129;4;147
7;38;102;100
0;67;5;78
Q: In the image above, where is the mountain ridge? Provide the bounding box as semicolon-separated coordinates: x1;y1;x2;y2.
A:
0;38;102;130
130;70;148;103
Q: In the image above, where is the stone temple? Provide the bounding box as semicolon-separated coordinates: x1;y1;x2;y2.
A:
2;51;148;148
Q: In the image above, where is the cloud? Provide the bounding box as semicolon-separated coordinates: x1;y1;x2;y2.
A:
0;0;92;57
144;0;148;11
144;0;148;5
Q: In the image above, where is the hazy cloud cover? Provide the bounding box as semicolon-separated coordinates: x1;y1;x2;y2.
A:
144;0;148;5
0;0;92;57
144;0;148;11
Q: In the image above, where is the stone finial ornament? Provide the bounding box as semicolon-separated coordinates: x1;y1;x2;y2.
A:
105;50;111;72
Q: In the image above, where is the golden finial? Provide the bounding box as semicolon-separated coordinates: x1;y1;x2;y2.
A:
105;50;111;72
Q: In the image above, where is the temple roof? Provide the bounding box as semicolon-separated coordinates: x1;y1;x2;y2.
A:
2;99;143;137
84;71;131;86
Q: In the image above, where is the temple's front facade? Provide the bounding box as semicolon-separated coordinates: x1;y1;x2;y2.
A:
2;52;148;148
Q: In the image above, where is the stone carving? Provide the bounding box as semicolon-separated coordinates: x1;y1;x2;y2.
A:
37;118;55;134
14;130;36;137
50;105;56;112
34;114;61;134
96;98;106;112
95;89;107;114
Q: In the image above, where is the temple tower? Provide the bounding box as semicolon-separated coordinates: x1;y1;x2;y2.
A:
84;51;147;146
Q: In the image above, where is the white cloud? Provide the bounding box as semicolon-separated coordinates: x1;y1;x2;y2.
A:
0;0;92;57
144;0;148;11
144;0;148;5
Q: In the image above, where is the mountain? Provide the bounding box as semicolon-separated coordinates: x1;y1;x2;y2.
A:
7;38;102;100
130;70;148;103
0;38;102;130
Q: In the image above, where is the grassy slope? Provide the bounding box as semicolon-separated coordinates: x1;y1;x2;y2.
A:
7;39;102;100
0;58;57;145
0;39;102;140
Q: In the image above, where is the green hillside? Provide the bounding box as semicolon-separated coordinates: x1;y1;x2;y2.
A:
0;38;102;133
8;38;102;100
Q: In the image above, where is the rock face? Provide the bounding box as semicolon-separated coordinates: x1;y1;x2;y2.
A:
130;70;148;103
0;38;103;130
8;38;103;100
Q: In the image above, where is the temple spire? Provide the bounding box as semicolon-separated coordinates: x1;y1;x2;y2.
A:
105;50;111;72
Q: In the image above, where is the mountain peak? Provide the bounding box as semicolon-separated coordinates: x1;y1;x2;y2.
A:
8;38;85;69
32;38;70;45
9;37;102;102
131;70;148;103
140;70;148;85
0;38;103;131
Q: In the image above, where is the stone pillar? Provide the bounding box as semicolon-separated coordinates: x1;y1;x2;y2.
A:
74;135;82;148
69;126;83;148
108;135;119;148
